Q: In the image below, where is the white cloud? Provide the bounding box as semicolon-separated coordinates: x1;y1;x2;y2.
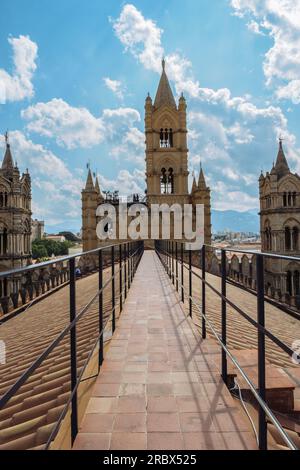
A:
247;20;265;35
112;3;163;73
230;0;300;102
189;111;229;147
21;98;105;149
109;126;145;166
112;3;291;129
214;188;259;212
0;131;83;223
227;122;254;144
222;167;240;181
103;77;125;99
99;168;145;196
102;107;140;127
111;4;300;214
276;79;300;104
0;35;38;103
21;98;141;149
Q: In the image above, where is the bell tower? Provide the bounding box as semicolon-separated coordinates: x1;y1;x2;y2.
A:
145;60;190;206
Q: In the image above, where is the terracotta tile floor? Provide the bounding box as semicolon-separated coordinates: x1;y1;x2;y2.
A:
73;252;257;451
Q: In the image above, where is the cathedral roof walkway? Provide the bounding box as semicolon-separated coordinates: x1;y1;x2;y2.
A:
73;249;274;451
0;242;299;451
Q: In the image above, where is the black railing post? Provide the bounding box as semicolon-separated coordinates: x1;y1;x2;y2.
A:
168;241;171;279
172;241;175;285
111;245;116;333
131;243;134;284
69;257;78;445
202;245;206;339
128;243;131;289
119;244;123;313
124;243;127;299
189;249;192;318
181;244;184;303
98;250;104;369
221;250;227;384
165;241;167;273
175;242;178;292
257;253;267;450
166;241;169;276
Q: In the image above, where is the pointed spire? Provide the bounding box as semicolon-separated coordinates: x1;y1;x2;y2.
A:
2;131;14;170
192;172;197;193
154;59;176;109
85;168;95;191
198;163;207;190
95;176;100;194
273;138;290;178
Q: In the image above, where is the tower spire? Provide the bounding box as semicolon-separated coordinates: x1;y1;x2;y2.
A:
2;130;14;170
85;167;95;191
154;58;176;109
198;163;207;190
192;171;197;193
273;138;290;179
95;175;101;194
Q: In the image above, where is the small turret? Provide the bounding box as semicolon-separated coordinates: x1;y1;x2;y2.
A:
95;176;104;203
259;171;265;185
2;131;14;171
198;164;207;190
273;139;290;179
178;93;187;111
192;174;197;193
84;168;95;192
95;176;100;193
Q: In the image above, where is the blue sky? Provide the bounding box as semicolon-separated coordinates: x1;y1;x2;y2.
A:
0;0;300;232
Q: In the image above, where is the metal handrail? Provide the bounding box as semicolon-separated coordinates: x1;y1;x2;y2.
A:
217;246;300;262
0;242;131;279
155;241;299;451
44;245;144;449
0;241;144;449
181;263;295;359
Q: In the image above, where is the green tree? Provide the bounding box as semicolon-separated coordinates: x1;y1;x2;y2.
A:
32;242;48;260
32;239;73;259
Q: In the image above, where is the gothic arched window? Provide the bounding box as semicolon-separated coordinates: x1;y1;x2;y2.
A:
285;227;291;251
3;228;7;254
160;168;167;194
264;222;272;251
169;129;173;147
160;168;174;194
286;271;292;296
293;227;299;251
159;128;173;148
283;193;287;207
294;271;300;295
160;129;164;147
167;168;174;194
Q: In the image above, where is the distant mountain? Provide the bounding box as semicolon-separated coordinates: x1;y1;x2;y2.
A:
212;210;259;234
